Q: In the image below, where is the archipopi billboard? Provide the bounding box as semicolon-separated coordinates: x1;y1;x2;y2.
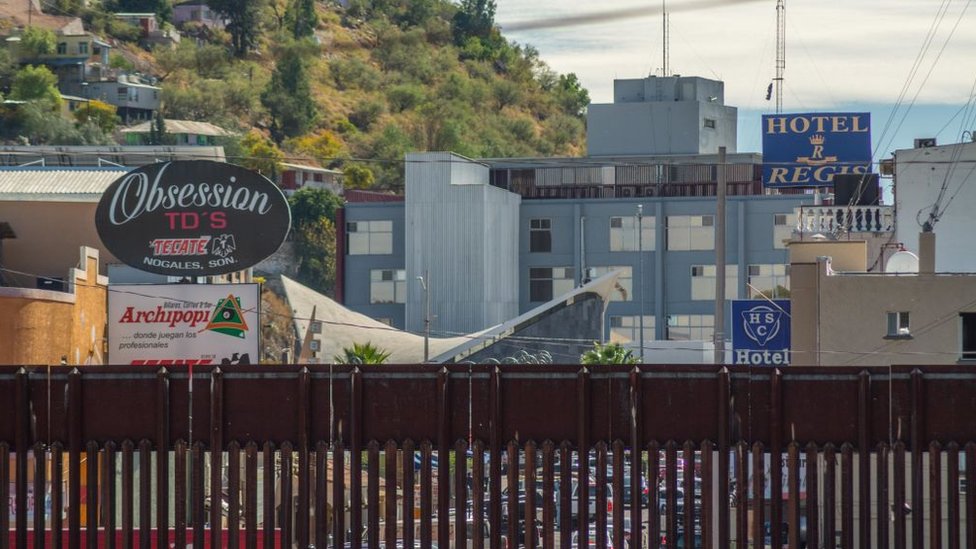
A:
96;160;291;277
731;299;790;366
108;283;259;366
762;112;871;188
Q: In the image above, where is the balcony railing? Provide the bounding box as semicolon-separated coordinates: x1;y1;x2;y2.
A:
796;205;894;235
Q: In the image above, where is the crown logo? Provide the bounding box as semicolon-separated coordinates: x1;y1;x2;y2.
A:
809;134;825;145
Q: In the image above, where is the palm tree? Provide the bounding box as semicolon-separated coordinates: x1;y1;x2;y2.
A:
334;342;391;364
579;342;638;365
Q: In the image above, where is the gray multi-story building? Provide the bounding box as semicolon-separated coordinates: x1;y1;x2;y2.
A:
338;75;816;358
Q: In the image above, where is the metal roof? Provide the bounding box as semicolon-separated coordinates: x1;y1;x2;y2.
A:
120;119;232;137
0;168;126;202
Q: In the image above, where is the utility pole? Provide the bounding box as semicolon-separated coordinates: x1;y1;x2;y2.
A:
637;204;645;363
775;0;786;113
417;271;430;362
662;0;670;77
714;147;727;364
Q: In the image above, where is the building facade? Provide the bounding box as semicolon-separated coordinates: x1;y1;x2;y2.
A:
587;76;737;157
791;233;976;366
340;153;814;353
894;139;976;273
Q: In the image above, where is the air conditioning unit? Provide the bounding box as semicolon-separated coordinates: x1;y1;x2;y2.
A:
914;138;937;148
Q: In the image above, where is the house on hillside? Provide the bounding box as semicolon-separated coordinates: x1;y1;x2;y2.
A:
120;119;233;146
172;0;228;29
279;163;343;196
113;12;180;48
0;1;162;122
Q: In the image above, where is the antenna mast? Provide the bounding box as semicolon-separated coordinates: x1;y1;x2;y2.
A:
775;0;785;112
662;0;670;77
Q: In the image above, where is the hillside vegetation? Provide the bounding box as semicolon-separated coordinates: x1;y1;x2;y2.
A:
104;0;588;189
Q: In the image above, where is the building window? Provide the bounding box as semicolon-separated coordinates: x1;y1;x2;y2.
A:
529;218;552;253
886;312;911;338
609;315;655;343
529;267;574;302
667;215;714;250
57;42;67;54
748;264;790;298
589;266;633;301
347;220;393;255
773;213;795;249
961;313;976;360
609;215;655;252
667;314;714;341
117;87;128;102
369;269;406;304
691;265;739;300
79;42;89;55
703;118;716;129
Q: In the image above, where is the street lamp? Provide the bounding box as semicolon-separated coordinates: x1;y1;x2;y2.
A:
417;271;430;362
637;204;644;363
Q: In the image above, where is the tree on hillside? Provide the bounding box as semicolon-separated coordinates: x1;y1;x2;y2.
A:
556;73;590;116
208;0;265;57
288;187;344;226
74;100;119;134
343;164;374;190
284;0;318;39
288;188;343;294
239;130;284;177
261;46;318;143
452;0;495;44
18;27;56;58
10;65;62;107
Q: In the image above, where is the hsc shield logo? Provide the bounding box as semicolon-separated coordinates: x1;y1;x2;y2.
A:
732;300;791;366
741;305;783;346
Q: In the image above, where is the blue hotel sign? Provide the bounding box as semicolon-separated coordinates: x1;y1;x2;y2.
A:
762;112;871;188
732;300;791;365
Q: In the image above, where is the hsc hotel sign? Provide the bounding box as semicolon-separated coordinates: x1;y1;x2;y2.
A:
762;112;871;188
731;300;791;366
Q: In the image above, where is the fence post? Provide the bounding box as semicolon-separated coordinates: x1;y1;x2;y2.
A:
717;367;730;548
156;367;170;549
68;368;82;549
14;368;29;548
437;367;451;549
911;368;925;549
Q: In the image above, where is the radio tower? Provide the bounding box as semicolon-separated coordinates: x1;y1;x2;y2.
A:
774;0;785;112
662;0;670;77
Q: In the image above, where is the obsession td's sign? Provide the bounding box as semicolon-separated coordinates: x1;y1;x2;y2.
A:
761;112;872;188
96;161;291;277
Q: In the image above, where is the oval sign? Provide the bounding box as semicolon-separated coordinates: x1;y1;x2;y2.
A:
95;160;291;277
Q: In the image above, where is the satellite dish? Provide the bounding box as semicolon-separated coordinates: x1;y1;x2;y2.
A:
886;250;919;274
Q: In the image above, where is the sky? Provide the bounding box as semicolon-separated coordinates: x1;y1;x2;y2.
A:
493;0;976;160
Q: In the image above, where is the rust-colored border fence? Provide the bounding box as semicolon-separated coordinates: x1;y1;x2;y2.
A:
2;364;975;548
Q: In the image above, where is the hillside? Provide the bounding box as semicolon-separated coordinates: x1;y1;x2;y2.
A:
97;0;590;190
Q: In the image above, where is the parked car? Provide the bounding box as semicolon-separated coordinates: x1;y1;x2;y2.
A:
570;524;616;548
561;480;614;526
622;472;650;506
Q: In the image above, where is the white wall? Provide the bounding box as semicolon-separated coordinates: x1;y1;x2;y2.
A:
895;141;976;272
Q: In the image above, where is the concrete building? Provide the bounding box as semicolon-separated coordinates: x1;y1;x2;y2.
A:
0;246;108;365
587;76;737;157
120;119;233;146
894;139;976;272
790;232;976;366
279;162;344;196
340;152;816;359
